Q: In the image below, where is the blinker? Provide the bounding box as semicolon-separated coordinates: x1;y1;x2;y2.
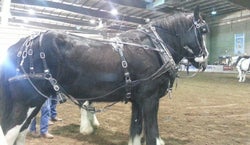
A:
194;19;209;35
199;23;209;34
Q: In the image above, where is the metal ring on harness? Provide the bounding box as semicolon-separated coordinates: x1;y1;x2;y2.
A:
122;61;128;68
22;51;27;59
17;51;22;57
44;73;52;79
143;45;149;50
40;52;46;59
28;49;33;55
125;72;131;82
53;85;60;91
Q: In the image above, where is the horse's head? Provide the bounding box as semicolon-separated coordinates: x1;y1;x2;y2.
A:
181;6;209;70
152;6;209;71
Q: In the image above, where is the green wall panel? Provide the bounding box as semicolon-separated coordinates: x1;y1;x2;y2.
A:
208;19;250;64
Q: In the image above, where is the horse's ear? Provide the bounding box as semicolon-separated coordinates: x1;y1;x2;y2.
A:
194;6;200;21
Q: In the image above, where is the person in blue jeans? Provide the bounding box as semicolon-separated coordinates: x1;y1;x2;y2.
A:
29;99;54;139
50;95;62;122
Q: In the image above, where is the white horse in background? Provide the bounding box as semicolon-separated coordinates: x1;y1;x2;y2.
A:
230;56;250;82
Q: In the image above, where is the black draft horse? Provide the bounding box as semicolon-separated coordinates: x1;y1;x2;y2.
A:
0;6;209;145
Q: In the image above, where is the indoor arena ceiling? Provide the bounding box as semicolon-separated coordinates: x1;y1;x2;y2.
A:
1;0;249;35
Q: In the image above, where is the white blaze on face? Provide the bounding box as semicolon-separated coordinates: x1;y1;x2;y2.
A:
5;107;35;145
0;126;8;145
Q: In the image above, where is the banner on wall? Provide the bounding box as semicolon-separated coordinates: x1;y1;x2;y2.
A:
234;33;245;55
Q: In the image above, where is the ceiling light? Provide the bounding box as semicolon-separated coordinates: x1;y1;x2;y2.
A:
145;18;150;23
89;19;96;24
76;26;81;30
110;9;118;16
97;20;103;29
23;19;29;23
29;9;35;15
211;8;217;15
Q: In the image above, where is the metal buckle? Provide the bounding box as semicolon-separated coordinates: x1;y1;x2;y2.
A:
40;52;46;59
122;60;128;68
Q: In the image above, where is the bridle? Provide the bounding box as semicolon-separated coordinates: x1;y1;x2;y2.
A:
151;17;209;62
184;18;209;61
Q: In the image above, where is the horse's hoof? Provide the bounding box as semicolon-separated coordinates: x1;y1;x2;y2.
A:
157;137;165;145
80;126;94;135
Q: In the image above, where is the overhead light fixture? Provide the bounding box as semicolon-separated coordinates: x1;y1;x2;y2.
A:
97;19;103;28
89;19;96;24
211;8;217;15
23;19;29;23
145;18;150;23
76;26;81;30
110;9;118;16
28;9;35;15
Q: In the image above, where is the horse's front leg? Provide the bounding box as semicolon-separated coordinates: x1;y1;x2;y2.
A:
237;66;242;82
5;106;36;145
80;101;99;135
142;94;164;145
15;129;29;145
128;101;143;145
242;71;246;82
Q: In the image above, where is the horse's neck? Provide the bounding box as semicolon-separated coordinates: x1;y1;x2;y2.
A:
155;29;183;63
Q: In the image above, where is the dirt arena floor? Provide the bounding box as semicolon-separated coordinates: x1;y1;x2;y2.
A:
26;72;250;145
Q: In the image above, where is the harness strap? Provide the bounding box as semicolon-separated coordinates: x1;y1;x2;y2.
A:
10;32;67;103
111;37;132;103
149;25;176;68
28;46;35;74
138;25;177;76
39;33;50;73
38;33;67;103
